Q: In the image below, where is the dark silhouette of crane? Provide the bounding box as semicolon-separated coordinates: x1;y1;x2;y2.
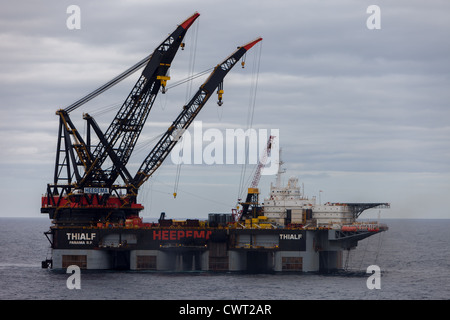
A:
41;12;262;227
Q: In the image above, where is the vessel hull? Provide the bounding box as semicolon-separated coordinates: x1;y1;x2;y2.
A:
46;227;382;272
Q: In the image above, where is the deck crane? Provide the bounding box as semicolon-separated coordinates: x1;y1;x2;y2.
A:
44;13;199;215
41;14;262;226
128;37;263;202
79;12;201;188
237;135;275;221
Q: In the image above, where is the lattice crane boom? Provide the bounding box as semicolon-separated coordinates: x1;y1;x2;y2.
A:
130;37;263;195
42;13;262;227
250;135;275;188
79;12;200;188
237;135;275;221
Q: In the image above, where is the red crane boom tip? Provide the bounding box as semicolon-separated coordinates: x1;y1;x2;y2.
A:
180;12;200;30
242;37;263;51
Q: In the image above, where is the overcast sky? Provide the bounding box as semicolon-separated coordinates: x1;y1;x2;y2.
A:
1;0;449;219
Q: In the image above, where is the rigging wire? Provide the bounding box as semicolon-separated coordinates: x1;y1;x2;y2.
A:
132;132;165;156
358;236;371;271
89;101;123;118
158;89;168;110
173;160;182;198
139;169;161;217
164;67;213;92
185;19;199;103
151;176;233;208
174;19;199;198
237;40;263;201
64;54;151;113
374;229;385;265
82;65;213;119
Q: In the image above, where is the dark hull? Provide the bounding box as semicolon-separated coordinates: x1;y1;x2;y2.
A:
44;226;383;272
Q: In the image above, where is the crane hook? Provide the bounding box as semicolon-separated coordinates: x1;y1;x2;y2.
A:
217;82;224;106
157;75;170;94
241;53;247;68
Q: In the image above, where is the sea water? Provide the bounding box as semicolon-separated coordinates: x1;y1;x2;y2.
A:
0;218;449;300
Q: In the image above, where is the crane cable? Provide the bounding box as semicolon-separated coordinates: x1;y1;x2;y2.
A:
237;40;263;201
85;67;213;120
174;19;199;199
64;54;152;113
164;67;213;92
152;176;232;208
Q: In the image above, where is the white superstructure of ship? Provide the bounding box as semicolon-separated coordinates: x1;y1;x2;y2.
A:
262;158;369;229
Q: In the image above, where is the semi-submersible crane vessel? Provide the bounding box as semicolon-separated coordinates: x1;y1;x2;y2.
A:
41;12;389;272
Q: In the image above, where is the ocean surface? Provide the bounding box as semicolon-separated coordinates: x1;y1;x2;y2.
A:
0;218;449;300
